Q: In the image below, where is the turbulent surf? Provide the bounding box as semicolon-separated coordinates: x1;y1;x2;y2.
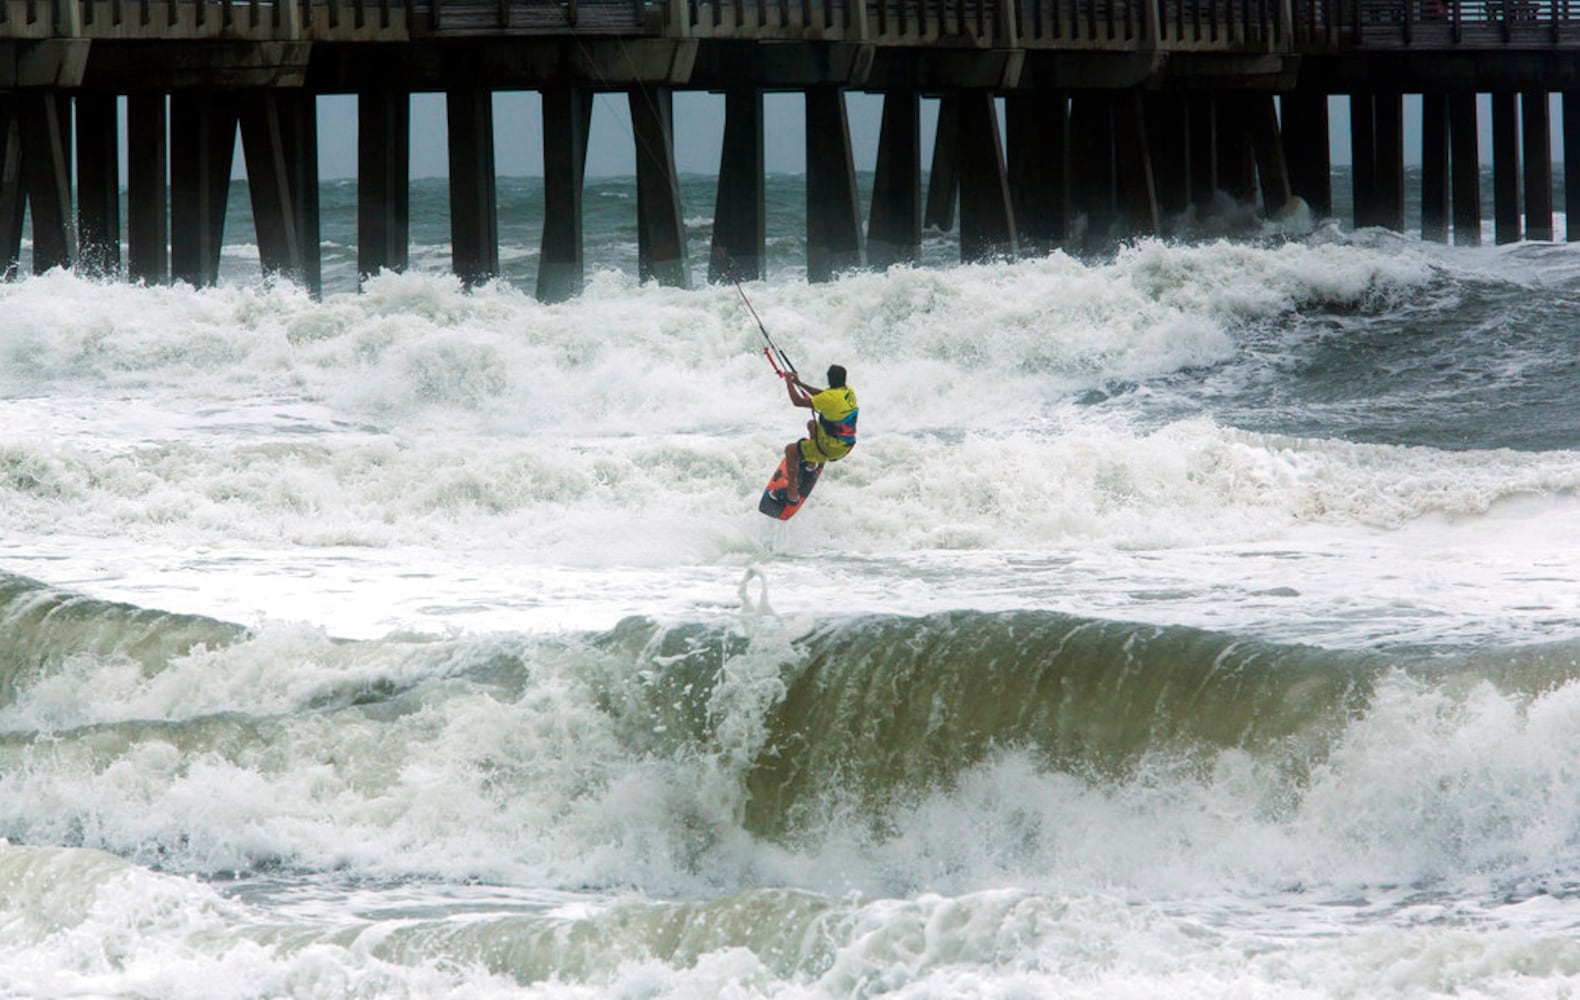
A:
3;179;1580;996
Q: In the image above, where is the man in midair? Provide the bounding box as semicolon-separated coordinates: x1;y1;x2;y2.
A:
780;364;858;505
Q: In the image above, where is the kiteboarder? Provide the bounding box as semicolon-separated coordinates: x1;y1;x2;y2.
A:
781;365;858;506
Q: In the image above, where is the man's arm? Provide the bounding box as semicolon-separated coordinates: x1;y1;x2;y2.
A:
784;373;822;409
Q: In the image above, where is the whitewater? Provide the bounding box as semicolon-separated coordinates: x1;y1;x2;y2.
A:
3;206;1580;997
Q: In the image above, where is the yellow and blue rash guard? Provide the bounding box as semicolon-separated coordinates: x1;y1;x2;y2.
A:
799;385;859;463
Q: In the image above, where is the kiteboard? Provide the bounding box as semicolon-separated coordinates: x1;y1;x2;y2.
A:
758;456;824;520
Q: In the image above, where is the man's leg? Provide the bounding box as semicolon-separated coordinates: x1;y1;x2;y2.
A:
784;440;804;502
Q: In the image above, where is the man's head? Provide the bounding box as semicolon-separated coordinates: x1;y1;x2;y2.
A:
827;365;847;388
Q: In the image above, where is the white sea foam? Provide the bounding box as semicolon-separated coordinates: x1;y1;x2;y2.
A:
1;243;1576;646
7;662;1580;998
0;843;532;998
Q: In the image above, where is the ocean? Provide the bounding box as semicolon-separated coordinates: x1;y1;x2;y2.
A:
3;166;1580;998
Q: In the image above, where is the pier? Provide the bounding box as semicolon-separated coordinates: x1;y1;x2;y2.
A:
4;0;1580;297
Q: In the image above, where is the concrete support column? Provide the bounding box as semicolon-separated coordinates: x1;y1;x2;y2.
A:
76;93;120;277
288;93;322;296
1351;93;1376;228
1491;91;1520;245
1373;93;1405;231
447;87;498;289
1143;92;1189;226
1113;91;1158;237
710;88;764;282
19;92;75;274
170;91;237;288
1521;90;1552;241
923;96;959;232
358;89;410;282
1351;92;1403;231
1006;92;1068;253
1069;93;1117;244
539;87;591;302
1187;94;1217;215
239;91;321;295
1067;93;1156;242
1281;91;1331;218
868;89;921;268
1246;93;1291;217
1420;92;1449;242
1449;91;1481;246
127;93;168;285
957;91;1017;262
1214;95;1255;204
630;85;689;288
0;101;21;278
805;85;862;282
1562;91;1580;242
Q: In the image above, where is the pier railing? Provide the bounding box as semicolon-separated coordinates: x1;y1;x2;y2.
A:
3;0;1580;48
